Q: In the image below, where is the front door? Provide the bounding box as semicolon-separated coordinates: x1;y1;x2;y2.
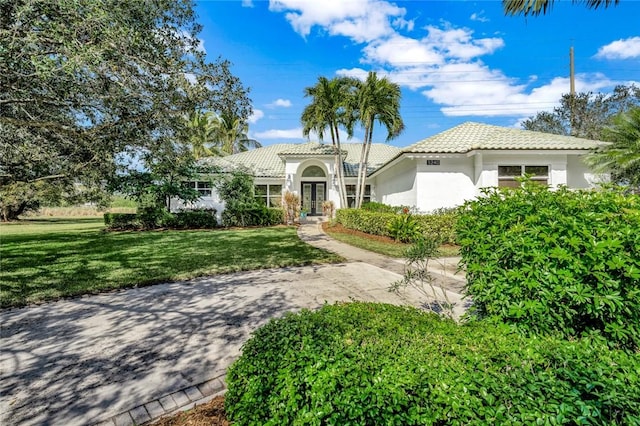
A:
301;182;326;216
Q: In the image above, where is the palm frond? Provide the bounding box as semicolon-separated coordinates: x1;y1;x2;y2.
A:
503;0;619;16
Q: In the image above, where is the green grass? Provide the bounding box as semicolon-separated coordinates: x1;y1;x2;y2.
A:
0;218;343;308
325;229;410;257
324;225;460;258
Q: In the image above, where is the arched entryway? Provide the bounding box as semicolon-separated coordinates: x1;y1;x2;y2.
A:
301;165;327;216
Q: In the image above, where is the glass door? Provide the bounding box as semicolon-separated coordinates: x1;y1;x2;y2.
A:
315;184;325;215
301;182;326;215
302;183;312;214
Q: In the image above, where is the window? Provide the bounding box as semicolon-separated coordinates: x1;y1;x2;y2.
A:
255;184;283;207
498;165;549;188
345;184;371;207
189;181;212;196
302;166;326;177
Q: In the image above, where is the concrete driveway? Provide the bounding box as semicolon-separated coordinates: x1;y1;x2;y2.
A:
0;260;464;426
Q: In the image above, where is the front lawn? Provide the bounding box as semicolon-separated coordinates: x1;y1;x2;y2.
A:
0;218;343;308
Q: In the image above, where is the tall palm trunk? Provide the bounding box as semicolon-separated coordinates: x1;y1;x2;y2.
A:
357;125;374;208
332;122;348;208
354;125;370;209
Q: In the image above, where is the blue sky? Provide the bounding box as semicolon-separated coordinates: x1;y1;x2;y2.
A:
195;0;640;148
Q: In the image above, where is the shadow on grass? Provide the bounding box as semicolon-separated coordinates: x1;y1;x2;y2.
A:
0;270;299;425
1;227;342;308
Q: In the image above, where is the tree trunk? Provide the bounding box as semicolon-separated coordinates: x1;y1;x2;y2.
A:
357;126;374;208
355;122;373;209
333;123;347;208
358;133;373;208
1;201;29;222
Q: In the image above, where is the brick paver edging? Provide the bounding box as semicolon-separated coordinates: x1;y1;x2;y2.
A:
94;374;227;426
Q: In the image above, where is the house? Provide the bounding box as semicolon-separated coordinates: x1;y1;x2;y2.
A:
173;122;606;218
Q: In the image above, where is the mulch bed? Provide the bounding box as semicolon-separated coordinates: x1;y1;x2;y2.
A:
151;396;229;426
322;222;405;245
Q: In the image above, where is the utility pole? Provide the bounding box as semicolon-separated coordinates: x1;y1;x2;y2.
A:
569;46;576;135
570;46;575;97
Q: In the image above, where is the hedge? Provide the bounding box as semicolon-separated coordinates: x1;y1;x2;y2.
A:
335;209;395;237
222;204;284;227
165;209;218;229
103;213;138;229
226;302;640;425
104;209;218;230
457;184;640;350
335;207;458;244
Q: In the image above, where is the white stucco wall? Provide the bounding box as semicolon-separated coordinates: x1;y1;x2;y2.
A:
373;158;417;207
416;157;477;212
284;157;337;207
566;154;606;188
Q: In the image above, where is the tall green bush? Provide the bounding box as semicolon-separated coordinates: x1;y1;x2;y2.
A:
216;171;282;227
457;184;640;350
226;302;639;425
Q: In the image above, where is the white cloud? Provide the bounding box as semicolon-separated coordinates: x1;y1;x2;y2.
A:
595;36;640;60
268;98;293;108
248;109;264;124
242;0;254;7
254;128;304;139
336;67;372;81
269;1;625;121
422;25;504;60
429;72;615;117
470;11;489;23
269;0;407;42
254;127;361;142
362;34;444;67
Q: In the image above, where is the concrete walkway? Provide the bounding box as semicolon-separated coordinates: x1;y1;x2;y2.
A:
298;217;466;294
0;219;467;426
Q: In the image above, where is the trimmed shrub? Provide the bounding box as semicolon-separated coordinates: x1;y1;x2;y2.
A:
103;213;138;229
336;207;458;244
414;209;458;244
136;206;171;229
226;302;639;425
222;204;283;227
335;208;395;237
170;209;218;229
361;201;403;214
457;184;640;350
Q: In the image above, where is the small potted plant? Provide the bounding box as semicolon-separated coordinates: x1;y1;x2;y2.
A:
300;207;309;219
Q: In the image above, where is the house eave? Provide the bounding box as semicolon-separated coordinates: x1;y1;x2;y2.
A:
465;148;595;157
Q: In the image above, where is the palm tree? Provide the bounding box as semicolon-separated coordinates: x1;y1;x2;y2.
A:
301;76;358;208
215;112;262;155
503;0;618;17
354;72;404;208
586;107;640;190
186;110;223;159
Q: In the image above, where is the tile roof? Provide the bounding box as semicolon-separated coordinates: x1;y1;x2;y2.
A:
198;123;605;178
277;143;341;156
404;122;605;154
198;142;401;178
